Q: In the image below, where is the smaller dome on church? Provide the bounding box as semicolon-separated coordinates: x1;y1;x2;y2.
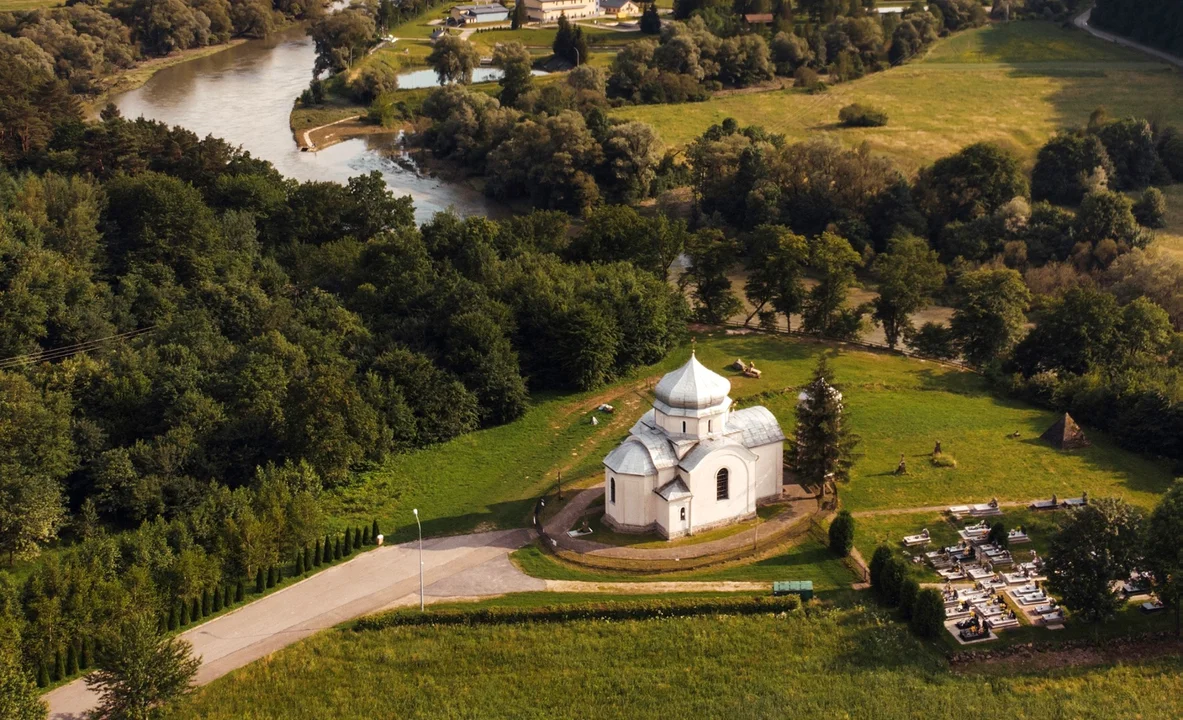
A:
655;353;731;410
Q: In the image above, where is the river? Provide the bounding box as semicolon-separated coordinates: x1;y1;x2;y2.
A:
112;25;501;225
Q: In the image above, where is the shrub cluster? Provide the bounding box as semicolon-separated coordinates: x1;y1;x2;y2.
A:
355;595;803;630
869;544;944;639
838;104;888;128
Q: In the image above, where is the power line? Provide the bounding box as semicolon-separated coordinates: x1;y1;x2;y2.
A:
0;327;156;370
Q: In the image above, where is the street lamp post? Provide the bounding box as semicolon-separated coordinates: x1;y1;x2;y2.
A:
413;508;424;612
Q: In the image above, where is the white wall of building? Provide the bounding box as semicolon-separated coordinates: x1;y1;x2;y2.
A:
523;0;598;22
751;440;784;499
684;448;755;530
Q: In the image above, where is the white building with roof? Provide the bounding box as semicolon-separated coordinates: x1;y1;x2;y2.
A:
602;352;785;539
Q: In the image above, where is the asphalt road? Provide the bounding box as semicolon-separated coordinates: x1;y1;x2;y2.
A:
44;529;541;720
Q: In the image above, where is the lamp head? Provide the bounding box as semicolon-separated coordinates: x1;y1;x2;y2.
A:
412;508;418;516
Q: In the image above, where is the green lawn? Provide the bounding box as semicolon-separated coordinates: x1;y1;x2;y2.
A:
510;535;860;589
327;331;1177;545
166;600;1183;719
613;21;1183;173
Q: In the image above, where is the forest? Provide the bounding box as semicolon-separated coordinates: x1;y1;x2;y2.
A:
1092;0;1183;56
0;87;686;684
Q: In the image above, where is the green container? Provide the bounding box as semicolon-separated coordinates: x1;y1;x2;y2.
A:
772;580;813;601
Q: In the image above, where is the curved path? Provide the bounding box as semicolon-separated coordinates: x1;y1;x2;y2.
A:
1073;9;1183;70
44;529;541;720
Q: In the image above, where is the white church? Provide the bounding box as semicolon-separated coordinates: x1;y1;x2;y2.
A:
602;352;786;539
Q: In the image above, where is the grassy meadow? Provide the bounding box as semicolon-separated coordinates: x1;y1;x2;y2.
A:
325;331;1176;545
510;535;860;588
165;601;1183;719
613;21;1183;173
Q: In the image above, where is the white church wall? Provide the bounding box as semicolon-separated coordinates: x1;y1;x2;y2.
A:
752;441;784;499
686;449;755;531
605;471;656;531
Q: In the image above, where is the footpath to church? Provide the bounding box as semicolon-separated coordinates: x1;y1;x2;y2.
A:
543;487;818;561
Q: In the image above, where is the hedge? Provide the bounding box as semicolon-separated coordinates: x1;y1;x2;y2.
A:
355;595;803;632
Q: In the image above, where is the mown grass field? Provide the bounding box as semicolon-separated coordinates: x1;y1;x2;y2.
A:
612;21;1183;173
0;0;62;8
325;331;1176;544
510;535;860;588
165;601;1183;719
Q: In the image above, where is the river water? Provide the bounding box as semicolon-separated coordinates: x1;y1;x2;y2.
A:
112;25;500;224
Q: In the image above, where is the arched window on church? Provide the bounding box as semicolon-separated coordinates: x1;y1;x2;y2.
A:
610;477;616;504
682;421;686;433
679;507;686;521
716;468;729;500
708;419;712;433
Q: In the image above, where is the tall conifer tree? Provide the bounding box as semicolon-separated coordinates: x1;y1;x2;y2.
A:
793;355;860;491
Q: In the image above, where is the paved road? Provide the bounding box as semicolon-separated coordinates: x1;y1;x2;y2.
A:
44;529;542;720
1073;9;1183;70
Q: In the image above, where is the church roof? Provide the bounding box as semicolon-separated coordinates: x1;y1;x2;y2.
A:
678;437;756;472
654;352;731;411
654;477;692;501
603;440;657;476
631;426;679;470
727;406;786;448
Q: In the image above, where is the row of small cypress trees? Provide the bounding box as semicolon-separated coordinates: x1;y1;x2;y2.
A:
36;519;382;689
35;639;94;688
869;544;945;639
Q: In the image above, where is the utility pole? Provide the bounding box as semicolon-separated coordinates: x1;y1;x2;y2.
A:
412;508;424;612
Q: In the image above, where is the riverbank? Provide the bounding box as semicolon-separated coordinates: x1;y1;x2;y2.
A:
88;40;248;113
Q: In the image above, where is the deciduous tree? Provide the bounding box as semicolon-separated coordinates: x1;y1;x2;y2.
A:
87;611;200;720
870;236;946;349
1046;497;1145;624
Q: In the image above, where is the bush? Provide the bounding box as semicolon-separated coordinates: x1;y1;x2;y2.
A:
236;580;245;602
53;649;64;681
224;585;233;608
869;544;893;588
1133;187;1167;228
898;578;920;620
315;539;323;566
879;557;909;606
987;521;1008;549
167;605;177;631
67;643;78;676
296;553;305;575
334;537;343;560
838;103;888;128
201;589;211;616
793;66;823;91
357;595;804;631
304;545;312;571
213;586;223;612
266;567;276;589
350;64;400;104
191;597;201;620
372;519;380;541
344;528;353;554
910;588;946;638
828;510;856;557
37;661;49;688
180;601;190;626
79;640;90;670
255;568;265;594
907;322;959;360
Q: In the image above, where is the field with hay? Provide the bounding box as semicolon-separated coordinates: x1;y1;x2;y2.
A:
612;21;1183;173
